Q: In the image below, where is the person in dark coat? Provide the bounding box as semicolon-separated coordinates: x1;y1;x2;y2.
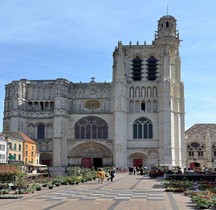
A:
129;167;133;175
107;166;116;181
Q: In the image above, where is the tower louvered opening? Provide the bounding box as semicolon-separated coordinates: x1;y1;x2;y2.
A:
131;56;143;81
146;56;158;81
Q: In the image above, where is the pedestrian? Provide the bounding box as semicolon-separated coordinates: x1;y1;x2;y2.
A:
96;168;106;184
204;167;208;173
133;166;136;175
107;166;116;181
136;167;140;175
129;167;133;175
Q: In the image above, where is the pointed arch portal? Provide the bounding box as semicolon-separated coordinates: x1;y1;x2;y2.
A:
68;142;113;169
128;152;147;167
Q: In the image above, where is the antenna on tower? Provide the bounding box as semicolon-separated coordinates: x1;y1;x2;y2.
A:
167;4;169;15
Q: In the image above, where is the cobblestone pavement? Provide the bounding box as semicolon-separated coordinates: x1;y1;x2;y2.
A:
0;173;204;210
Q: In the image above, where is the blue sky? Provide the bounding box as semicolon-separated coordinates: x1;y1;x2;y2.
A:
0;0;216;131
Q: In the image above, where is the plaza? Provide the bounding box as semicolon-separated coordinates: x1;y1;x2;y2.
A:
0;173;198;210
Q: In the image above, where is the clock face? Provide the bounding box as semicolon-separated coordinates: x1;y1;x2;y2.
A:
85;100;100;109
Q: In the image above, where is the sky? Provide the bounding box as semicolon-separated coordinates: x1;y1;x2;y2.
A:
0;0;216;131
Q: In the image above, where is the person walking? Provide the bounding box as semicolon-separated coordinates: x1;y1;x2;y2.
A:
96;168;106;184
133;166;136;175
107;166;116;182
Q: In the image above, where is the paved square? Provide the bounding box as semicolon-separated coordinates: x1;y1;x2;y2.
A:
0;173;197;210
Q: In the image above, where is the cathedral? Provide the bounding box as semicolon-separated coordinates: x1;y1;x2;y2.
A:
3;15;185;169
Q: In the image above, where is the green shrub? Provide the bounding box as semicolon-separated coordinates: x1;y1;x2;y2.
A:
0;165;21;183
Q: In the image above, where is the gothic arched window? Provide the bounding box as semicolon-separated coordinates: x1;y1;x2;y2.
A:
37;123;45;139
141;101;145;111
28;102;33;111
133;117;153;139
187;142;205;157
166;21;169;28
75;116;108;139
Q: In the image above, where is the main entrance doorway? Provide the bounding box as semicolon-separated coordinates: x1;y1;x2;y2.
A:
133;159;142;168
82;158;92;168
93;158;102;169
81;158;103;169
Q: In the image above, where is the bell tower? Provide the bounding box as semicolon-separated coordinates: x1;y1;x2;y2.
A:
112;15;185;169
155;15;185;168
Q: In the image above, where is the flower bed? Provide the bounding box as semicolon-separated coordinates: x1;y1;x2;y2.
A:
0;166;97;197
162;177;216;209
0;194;23;199
191;193;213;209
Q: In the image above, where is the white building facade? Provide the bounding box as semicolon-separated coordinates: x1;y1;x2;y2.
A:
3;15;185;169
0;134;7;164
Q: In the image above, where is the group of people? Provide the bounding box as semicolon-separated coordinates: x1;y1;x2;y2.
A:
183;167;215;174
128;166;147;175
96;166;115;184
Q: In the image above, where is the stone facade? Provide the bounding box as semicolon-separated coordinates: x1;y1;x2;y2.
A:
185;124;216;170
3;15;185;168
